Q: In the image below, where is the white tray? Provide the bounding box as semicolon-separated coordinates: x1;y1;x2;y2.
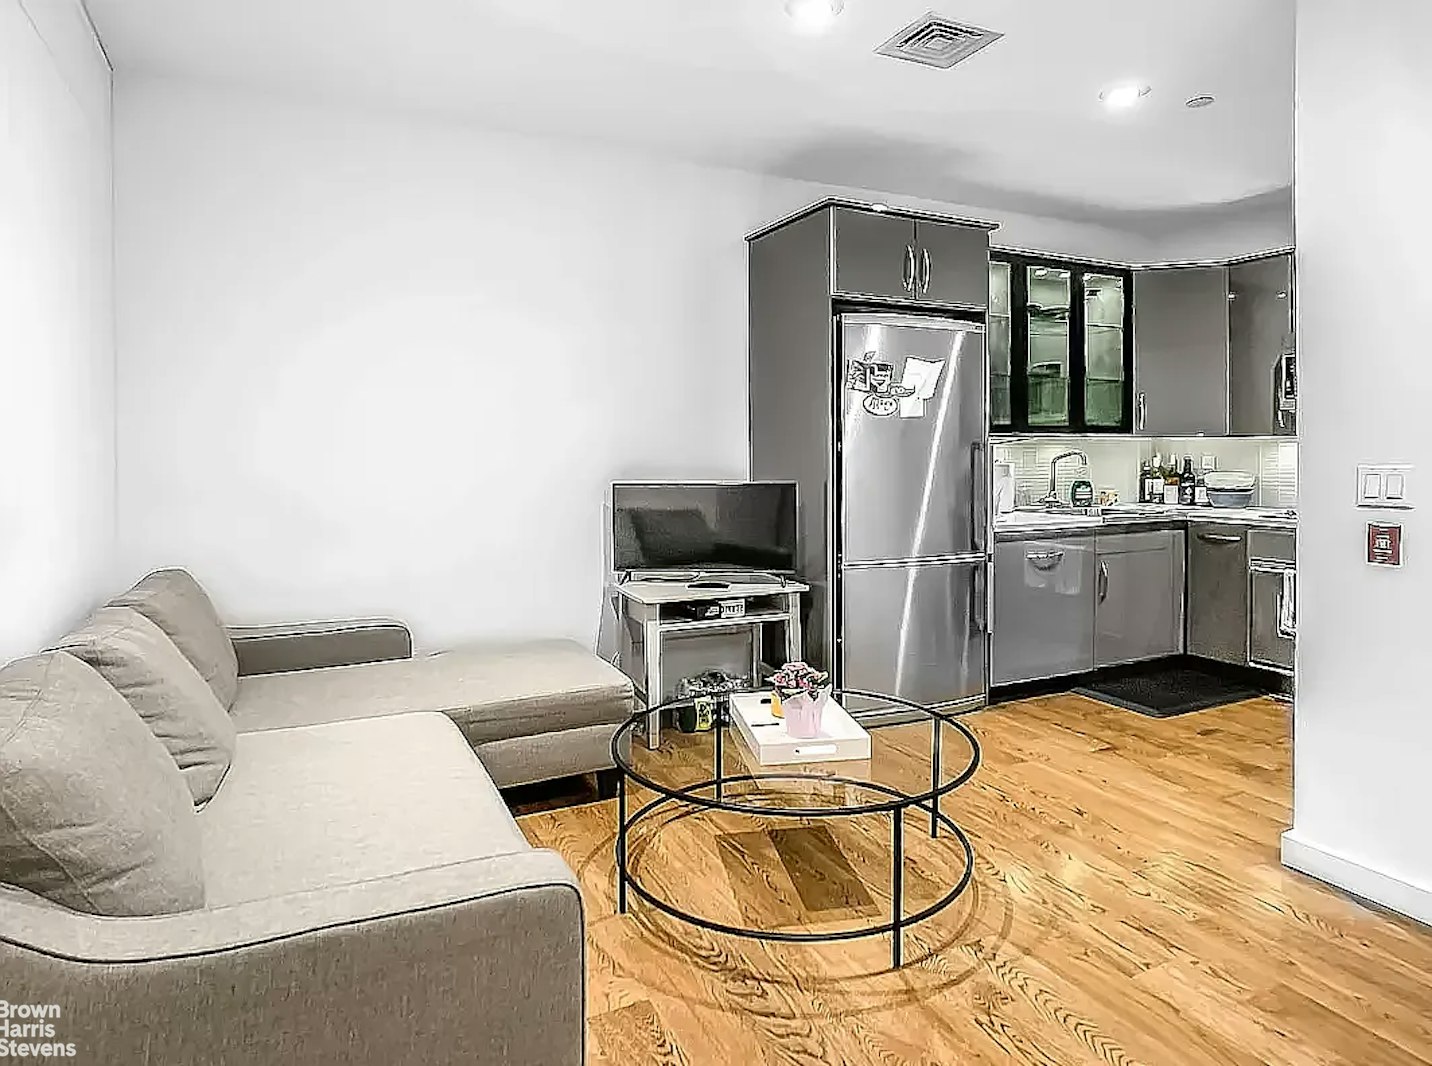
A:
728;692;871;766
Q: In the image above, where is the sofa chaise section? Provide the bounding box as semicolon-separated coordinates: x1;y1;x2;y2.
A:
230;637;634;789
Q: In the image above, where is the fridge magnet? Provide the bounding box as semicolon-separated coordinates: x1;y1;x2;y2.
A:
848;354;914;417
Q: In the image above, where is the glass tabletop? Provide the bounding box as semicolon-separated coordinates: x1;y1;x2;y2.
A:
611;688;980;818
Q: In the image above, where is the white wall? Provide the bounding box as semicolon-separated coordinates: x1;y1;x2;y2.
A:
114;75;1155;648
0;0;114;660
1283;0;1432;923
1143;191;1295;264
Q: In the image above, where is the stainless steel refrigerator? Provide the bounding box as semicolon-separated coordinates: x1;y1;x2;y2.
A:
747;199;995;718
836;313;988;712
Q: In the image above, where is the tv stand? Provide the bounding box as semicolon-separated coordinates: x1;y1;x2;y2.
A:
612;577;808;749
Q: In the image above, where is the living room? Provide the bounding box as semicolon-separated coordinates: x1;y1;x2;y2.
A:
4;1;1431;1063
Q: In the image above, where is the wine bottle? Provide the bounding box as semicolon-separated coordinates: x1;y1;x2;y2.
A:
1138;459;1152;504
1179;456;1197;507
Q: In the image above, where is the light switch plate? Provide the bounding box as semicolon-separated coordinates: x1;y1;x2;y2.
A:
1357;464;1414;509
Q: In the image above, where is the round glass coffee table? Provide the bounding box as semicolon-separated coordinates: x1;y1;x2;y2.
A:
610;688;980;968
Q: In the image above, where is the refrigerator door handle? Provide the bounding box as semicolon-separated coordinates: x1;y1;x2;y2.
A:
971;441;988;554
972;563;987;634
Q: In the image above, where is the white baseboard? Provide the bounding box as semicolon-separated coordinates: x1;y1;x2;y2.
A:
1281;831;1432;927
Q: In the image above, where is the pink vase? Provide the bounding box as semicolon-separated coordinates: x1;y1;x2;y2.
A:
782;690;829;740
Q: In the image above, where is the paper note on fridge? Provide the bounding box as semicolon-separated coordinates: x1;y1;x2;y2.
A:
897;358;945;418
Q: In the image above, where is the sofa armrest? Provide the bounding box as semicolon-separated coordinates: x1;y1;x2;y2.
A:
228;618;413;676
0;850;583;1065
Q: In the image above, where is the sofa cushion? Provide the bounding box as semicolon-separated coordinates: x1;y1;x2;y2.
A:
0;653;204;915
198;712;528;907
230;639;633;746
111;568;239;708
52;607;237;806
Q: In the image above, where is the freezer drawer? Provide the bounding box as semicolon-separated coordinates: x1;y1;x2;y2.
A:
1249;566;1295;674
840;558;986;708
992;539;1095;685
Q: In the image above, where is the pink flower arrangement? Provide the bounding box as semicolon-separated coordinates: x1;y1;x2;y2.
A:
769;661;829;700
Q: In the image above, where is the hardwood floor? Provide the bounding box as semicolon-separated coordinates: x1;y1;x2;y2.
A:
517;696;1432;1066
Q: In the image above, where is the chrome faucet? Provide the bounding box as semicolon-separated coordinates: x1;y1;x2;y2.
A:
1042;450;1089;507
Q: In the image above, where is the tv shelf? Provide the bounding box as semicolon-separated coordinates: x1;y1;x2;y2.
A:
612;578;809;748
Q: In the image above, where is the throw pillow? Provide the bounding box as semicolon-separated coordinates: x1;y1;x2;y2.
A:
52;606;238;805
111;568;239;708
0;653;204;915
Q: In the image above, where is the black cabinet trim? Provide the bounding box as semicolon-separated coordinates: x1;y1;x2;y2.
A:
992;251;1134;434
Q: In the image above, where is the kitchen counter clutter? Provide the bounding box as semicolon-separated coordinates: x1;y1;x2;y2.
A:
995;505;1295;540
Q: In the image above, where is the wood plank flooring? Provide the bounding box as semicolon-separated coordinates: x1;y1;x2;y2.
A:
517;696;1432;1066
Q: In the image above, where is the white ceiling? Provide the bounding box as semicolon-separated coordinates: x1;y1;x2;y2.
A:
85;0;1295;221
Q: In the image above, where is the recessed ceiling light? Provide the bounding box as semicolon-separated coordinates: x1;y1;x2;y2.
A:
785;0;844;34
1100;82;1152;110
1186;94;1217;109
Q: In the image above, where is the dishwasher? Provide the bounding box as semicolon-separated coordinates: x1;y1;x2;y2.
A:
992;537;1096;686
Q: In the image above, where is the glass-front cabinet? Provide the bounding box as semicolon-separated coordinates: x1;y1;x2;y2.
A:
1083;272;1127;428
989;261;1012;425
990;252;1134;433
1027;266;1071;426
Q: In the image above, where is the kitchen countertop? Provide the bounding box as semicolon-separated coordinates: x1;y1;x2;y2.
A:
994;506;1296;540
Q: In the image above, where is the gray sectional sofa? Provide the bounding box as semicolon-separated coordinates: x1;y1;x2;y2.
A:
0;569;633;1065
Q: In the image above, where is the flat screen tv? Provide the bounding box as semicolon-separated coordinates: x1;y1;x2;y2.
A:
612;481;798;576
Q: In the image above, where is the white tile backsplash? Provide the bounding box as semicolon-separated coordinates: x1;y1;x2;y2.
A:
992;436;1297;509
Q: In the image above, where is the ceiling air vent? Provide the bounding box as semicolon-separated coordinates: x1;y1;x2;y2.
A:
876;12;1002;70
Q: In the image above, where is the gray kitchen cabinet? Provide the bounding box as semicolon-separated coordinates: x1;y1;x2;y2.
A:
1133;266;1231;436
1248;568;1295;672
992;538;1096;685
1187;523;1249;664
1230;253;1296;436
832;207;989;308
1095;530;1185;667
832;207;918;302
1248;528;1296;674
915;219;989;308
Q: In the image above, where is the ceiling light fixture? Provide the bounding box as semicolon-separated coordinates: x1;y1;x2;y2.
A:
785;0;845;34
1100;82;1151;110
1186;94;1217;109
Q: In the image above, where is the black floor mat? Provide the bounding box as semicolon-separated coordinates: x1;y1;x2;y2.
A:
1072;662;1269;718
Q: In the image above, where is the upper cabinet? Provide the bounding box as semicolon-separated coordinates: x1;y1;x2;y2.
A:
1133;266;1231;436
990;252;1134;433
832;207;988;309
1131;253;1296;438
1229;253;1296;436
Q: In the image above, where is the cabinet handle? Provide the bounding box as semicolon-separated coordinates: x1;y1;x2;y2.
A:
903;246;916;294
1098;560;1109;603
1137;392;1147;432
920;248;932;295
1197;533;1243;544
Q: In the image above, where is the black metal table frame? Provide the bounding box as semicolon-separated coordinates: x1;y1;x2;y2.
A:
610;688;981;968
